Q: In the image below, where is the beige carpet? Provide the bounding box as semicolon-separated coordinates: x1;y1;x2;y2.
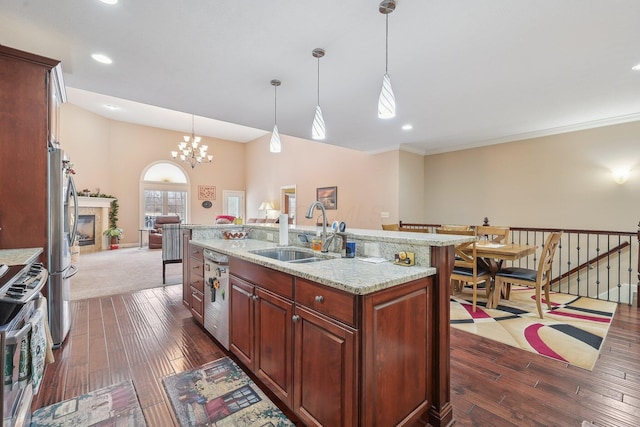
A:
70;247;182;300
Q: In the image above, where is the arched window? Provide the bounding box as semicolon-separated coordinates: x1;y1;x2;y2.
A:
140;162;189;227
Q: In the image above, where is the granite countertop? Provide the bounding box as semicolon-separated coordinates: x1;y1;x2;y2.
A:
0;247;43;265
190;238;437;295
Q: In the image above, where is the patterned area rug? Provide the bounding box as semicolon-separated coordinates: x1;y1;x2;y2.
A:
31;380;146;426
163;356;294;426
450;286;617;370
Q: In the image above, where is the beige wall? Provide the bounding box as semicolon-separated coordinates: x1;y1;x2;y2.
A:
245;134;399;229
60;104;246;244
399;150;425;223
423;121;640;230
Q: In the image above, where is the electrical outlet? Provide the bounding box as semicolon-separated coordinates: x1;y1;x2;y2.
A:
381;211;390;218
266;233;274;241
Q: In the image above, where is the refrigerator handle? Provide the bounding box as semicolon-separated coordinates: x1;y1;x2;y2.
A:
68;175;79;247
64;264;79;280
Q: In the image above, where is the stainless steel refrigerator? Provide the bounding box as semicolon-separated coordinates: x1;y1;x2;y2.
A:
48;147;78;348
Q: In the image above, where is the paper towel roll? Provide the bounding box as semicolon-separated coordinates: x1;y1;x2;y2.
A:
279;214;289;245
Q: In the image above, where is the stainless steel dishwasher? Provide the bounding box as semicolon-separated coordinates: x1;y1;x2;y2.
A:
203;249;229;350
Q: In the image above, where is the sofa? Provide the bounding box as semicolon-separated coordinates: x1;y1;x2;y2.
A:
148;215;181;249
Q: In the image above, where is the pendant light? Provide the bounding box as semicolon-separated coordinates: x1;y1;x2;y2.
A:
270;79;282;153
311;48;326;140
378;0;397;119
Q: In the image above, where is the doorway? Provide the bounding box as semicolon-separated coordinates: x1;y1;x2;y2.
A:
280;185;296;225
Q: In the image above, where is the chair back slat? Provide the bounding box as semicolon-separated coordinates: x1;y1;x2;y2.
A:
476;225;510;244
537;232;562;283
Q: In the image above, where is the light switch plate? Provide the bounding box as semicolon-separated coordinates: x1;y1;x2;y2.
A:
380;211;390;218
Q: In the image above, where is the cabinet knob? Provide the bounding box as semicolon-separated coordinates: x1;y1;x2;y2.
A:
315;295;324;303
292;315;301;323
251;295;259;301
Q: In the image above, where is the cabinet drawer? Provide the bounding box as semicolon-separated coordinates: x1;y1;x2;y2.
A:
189;276;204;293
190;258;203;279
230;258;293;299
190;244;204;260
296;278;357;327
191;287;204;324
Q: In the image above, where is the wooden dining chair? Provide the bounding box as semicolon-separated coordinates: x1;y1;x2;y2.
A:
494;232;562;318
439;224;472;232
436;229;491;311
475;225;510;244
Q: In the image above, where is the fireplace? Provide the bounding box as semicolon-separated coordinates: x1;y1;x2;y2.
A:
77;215;96;246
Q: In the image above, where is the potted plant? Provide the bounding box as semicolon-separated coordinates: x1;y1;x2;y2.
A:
102;198;123;249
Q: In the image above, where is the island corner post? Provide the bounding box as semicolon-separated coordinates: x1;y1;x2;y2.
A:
429;244;455;427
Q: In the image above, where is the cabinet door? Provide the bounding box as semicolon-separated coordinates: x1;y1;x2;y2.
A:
230;275;255;368
255;287;294;407
293;305;358;427
181;231;191;307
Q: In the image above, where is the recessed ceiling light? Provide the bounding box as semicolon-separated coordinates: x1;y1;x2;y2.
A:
99;0;118;4
91;53;112;64
402;124;413;131
104;104;120;111
632;64;640;71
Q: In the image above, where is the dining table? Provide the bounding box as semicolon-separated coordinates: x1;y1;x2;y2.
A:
468;242;538;308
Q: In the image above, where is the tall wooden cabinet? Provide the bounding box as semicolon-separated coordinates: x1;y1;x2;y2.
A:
0;45;63;267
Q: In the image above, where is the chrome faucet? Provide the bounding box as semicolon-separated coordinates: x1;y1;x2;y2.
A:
305;201;330;253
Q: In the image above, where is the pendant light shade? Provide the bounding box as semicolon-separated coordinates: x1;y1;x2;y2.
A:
312;105;326;140
378;0;397;119
270;79;282;153
311;48;326;140
270;124;281;153
378;73;396;119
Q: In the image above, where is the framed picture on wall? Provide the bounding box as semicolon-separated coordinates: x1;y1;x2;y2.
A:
316;186;337;210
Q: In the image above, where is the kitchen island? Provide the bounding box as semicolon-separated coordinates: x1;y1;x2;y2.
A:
183;225;469;427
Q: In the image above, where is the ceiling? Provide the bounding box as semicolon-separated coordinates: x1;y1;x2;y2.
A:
2;0;640;154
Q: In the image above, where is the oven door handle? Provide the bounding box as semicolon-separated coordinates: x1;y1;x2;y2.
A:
5;309;44;346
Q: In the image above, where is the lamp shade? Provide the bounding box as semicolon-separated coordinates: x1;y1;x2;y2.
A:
259;202;274;211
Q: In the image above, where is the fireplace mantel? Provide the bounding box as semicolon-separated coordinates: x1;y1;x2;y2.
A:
78;196;115;208
77;197;115;252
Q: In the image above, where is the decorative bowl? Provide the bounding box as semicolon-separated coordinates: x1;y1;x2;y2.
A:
223;230;249;240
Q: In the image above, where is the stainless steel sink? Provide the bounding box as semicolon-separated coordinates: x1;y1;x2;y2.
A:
249;247;331;263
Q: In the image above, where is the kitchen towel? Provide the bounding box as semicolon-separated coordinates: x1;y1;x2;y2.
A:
29;303;46;394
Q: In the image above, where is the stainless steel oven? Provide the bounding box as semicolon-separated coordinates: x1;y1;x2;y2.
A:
0;263;48;427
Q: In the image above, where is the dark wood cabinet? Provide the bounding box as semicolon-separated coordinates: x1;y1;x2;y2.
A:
229;257;434;427
293;304;357;427
0;46;61;263
229;259;295;407
255;286;294;406
229;275;255;368
187;242;204;324
181;229;191;307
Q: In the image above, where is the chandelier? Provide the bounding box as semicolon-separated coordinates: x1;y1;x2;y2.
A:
171;115;213;168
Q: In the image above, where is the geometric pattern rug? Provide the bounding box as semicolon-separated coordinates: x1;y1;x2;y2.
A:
450;285;618;371
163;357;294;426
31;380;146;426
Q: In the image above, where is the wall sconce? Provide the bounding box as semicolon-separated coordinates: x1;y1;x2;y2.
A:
611;168;630;184
259;201;274;219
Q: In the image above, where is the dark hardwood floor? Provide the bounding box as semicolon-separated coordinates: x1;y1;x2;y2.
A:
32;285;639;426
